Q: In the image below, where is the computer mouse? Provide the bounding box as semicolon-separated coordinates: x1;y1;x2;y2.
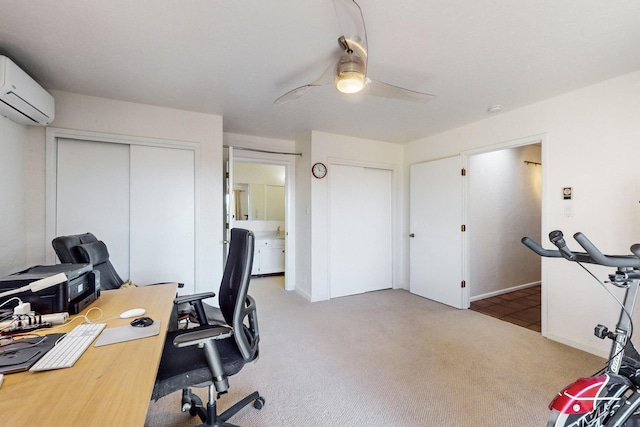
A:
120;308;146;318
130;316;154;327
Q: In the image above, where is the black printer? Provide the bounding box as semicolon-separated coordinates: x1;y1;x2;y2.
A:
0;263;100;314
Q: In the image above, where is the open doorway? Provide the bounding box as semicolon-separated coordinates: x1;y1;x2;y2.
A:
232;162;286;277
467;142;542;332
224;146;296;292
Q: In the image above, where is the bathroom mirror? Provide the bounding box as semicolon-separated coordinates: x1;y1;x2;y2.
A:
233;163;285;221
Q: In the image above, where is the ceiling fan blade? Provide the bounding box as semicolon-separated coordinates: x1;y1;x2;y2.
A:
274;85;316;105
363;78;435;103
274;58;339;105
332;0;368;61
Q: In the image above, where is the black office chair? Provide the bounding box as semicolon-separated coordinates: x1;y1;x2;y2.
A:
52;232;126;290
151;228;264;427
52;232;224;323
51;232;97;264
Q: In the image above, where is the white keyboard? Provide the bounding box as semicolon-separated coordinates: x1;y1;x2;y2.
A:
29;323;106;372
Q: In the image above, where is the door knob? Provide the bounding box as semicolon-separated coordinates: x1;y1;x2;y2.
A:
409;233;415;238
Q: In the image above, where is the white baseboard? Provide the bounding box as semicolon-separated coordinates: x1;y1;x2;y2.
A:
545;332;609;359
470;281;541;302
294;287;312;302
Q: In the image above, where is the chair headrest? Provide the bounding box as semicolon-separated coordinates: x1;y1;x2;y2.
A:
52;233;98;263
76;241;110;266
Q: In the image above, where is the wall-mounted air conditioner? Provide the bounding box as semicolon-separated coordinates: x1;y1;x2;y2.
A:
0;55;55;126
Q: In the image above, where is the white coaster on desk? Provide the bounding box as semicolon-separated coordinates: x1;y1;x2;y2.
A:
94;321;161;347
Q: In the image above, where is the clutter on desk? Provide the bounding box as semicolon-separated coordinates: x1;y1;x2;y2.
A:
0;263;100;315
0;333;65;374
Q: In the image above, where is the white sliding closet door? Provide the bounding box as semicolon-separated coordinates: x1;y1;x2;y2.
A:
56;139;131;279
129;145;195;293
329;164;392;298
55;138;196;294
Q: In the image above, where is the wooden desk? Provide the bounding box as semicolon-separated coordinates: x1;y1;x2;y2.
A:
0;283;177;426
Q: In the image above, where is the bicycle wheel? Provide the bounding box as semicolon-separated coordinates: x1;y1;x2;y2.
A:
548;409;640;427
547;409;571;426
547;408;604;426
547;375;632;426
547;408;603;427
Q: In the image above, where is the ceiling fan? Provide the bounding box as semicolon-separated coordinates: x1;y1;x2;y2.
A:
274;0;434;105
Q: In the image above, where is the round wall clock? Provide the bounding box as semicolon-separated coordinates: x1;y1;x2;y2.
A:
312;162;327;179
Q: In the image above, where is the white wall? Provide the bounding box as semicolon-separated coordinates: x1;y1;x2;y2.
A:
0;116;74;276
308;131;403;302
469;144;542;298
0;117;29;275
42;91;224;294
404;69;640;357
234;163;285;186
295;135;313;299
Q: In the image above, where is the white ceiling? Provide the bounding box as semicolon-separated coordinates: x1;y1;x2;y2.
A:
2;0;640;143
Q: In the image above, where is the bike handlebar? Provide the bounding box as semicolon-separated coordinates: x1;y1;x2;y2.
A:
522;230;640;269
549;230;577;261
521;235;593;263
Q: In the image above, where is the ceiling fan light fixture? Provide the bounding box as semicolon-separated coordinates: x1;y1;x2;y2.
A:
336;54;365;94
336;71;365;93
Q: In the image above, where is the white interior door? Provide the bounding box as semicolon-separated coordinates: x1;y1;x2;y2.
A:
410;156;465;309
130;145;195;294
329;164;392;298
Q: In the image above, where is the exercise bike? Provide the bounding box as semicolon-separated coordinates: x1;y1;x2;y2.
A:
523;230;640;427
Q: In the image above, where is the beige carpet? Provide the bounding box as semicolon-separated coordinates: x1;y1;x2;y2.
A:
145;276;605;426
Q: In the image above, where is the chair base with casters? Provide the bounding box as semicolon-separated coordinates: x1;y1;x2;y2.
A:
153;300;264;427
180;385;264;427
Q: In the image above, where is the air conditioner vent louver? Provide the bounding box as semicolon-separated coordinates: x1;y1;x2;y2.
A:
0;56;55;126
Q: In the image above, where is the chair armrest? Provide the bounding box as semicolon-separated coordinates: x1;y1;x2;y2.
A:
173;292;216;305
173;326;233;348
